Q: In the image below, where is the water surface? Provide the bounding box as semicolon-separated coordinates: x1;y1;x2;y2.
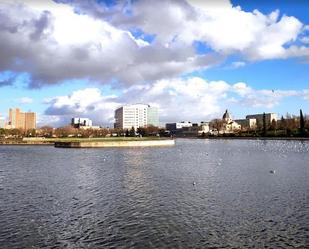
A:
0;139;308;248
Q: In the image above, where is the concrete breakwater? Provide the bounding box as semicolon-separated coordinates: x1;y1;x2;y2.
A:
55;139;175;148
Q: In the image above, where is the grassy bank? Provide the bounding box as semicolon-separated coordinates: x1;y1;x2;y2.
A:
0;136;171;145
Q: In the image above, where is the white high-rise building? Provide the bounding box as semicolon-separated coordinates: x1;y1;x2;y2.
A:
114;104;159;129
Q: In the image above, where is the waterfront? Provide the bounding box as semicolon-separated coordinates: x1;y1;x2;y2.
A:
0;139;308;248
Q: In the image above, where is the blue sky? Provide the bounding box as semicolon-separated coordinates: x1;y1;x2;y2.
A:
0;0;308;126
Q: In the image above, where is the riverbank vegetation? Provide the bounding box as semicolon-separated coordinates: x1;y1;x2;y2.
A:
0;125;169;144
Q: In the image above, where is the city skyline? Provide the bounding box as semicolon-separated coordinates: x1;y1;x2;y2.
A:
0;0;308;127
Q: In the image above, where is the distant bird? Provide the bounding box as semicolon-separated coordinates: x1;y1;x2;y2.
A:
192;181;196;186
269;170;276;174
272;89;275;93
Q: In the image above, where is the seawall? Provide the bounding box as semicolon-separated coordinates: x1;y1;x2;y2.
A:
54;139;175;148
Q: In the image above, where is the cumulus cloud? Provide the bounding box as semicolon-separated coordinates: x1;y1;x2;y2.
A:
0;0;308;88
0;0;221;88
44;88;119;126
41;77;307;127
74;0;308;60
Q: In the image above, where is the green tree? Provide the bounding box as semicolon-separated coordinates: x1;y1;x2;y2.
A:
129;127;136;137
300;109;305;135
39;126;54;137
0;128;5;136
25;129;36;137
262;112;267;136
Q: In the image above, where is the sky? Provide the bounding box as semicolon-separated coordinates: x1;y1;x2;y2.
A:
0;0;308;127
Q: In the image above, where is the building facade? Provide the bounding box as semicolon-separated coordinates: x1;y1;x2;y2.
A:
234;118;257;130
71;118;93;128
8;108;36;130
246;113;277;127
222;110;241;133
114;104;159;129
165;121;193;132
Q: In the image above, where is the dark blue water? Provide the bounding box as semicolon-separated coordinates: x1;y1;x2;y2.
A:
0;139;308;248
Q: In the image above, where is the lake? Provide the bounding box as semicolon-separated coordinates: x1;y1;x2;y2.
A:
0;139;308;248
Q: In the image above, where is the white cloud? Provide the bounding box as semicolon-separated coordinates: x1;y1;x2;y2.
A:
0;0;221;87
19;97;33;104
97;0;308;61
44;88;119;126
0;0;307;89
42;77;307;127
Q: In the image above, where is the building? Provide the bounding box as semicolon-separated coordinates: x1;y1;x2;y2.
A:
246;113;277;127
165;121;193;132
71;118;100;129
234;118;257;130
8;108;36;130
71;118;93;128
222;110;241;133
114;104;159;129
198;122;210;135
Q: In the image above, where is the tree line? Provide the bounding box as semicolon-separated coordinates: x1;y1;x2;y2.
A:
0;125;164;138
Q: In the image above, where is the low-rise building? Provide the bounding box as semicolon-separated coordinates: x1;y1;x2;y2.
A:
246;113;277;127
71;118;93;128
222;110;241;133
165;121;193;132
234;118;257;130
198;122;210;135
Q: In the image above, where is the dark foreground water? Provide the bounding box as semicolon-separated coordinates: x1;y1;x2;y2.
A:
0;139;308;249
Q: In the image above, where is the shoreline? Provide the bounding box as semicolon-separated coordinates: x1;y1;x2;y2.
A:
1;136;309;146
199;136;309;141
0;137;175;147
54;139;175;148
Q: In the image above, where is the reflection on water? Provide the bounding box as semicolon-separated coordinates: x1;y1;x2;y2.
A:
0;139;308;248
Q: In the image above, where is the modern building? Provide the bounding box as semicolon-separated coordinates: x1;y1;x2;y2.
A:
8;108;36;130
165;121;193;132
114;104;159;129
71;118;93;128
246;113;277;127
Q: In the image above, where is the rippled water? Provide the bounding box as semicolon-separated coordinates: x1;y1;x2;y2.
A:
0;139;308;248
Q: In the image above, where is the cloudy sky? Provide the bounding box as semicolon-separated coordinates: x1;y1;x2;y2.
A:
0;0;308;127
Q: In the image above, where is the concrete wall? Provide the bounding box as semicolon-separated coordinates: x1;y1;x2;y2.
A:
55;139;175;148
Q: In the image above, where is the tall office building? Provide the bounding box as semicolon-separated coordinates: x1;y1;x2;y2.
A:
8;108;36;130
114;104;159;129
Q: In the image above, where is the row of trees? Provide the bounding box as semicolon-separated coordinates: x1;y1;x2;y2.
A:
0;125;163;138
